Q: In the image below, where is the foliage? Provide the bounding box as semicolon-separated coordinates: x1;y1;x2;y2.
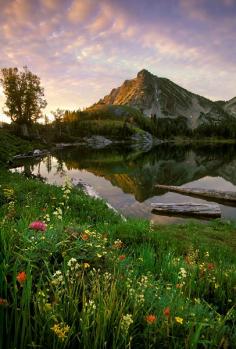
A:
0;66;47;125
0;128;43;165
0;170;236;348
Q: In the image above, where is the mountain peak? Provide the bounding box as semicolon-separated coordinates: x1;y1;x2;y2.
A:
94;70;230;128
137;69;152;78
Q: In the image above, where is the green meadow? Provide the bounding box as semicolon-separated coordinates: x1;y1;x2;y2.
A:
0;169;236;348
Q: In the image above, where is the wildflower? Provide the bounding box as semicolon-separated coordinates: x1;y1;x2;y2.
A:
175;316;184;324
53;207;63;220
16;271;27;284
29;221;47;231
112;239;124;249
81;233;89;241
178;267;187;279
145;314;157;325
121;314;133;332
84;299;97;314
83;263;90;269
51;270;64;286
176;283;183;289
51;323;70;342
207;263;215;271
163;307;170;318
119;255;126;261
67;258;77;267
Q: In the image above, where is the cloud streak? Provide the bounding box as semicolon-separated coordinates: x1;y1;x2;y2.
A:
0;0;235;121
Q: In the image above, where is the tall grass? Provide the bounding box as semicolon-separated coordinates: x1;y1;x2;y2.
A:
0;170;236;348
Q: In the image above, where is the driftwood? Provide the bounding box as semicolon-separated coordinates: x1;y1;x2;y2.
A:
156;185;236;206
151;203;221;218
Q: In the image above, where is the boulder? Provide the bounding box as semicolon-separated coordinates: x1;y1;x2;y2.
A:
86;136;113;149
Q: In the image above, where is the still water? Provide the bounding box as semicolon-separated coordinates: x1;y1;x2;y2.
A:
11;143;236;224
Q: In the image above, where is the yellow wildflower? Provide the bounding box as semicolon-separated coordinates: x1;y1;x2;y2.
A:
51;323;70;341
83;263;90;269
175;316;184;324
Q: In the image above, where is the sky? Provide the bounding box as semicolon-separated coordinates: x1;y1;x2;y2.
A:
0;0;236;122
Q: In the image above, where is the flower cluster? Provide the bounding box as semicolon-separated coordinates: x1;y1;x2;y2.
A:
80;229;108;259
120;314;133;333
29;220;47;231
112;239;124;249
178;267;187;279
51;322;70;342
53;207;63;220
67;257;80;271
51;270;64;286
84;299;97;315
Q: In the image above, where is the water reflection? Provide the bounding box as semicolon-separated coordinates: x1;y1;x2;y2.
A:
11;143;236;222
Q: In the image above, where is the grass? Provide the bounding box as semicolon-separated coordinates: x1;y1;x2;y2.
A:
0;169;236;348
0;128;44;165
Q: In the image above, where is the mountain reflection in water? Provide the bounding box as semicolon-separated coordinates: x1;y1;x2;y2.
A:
11;143;236;223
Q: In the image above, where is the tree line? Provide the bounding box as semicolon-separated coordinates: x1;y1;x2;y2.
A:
1;66;236;141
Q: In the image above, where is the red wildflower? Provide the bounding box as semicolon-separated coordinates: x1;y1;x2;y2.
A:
145;314;157;324
207;263;215;271
29;221;46;231
163;307;171;318
81;233;89;241
119;255;126;261
16;271;27;284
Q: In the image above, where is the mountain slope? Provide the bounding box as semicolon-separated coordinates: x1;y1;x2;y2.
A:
224;97;236;116
95;69;229;128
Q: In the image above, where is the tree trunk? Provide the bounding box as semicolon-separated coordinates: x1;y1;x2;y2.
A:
20;123;29;137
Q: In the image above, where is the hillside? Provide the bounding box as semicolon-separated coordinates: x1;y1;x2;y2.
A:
95;69;230;128
224;96;236;116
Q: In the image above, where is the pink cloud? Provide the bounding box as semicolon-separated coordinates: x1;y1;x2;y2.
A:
67;0;98;23
180;0;209;21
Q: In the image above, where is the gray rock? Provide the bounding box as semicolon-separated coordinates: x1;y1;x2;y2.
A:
86;135;113;149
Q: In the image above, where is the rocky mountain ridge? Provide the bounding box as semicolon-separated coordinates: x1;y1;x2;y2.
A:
95;69;235;129
224;97;236;116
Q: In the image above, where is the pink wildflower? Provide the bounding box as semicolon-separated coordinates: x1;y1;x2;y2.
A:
29;221;47;232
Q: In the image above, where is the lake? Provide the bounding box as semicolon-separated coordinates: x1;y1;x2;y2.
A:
11;143;236;224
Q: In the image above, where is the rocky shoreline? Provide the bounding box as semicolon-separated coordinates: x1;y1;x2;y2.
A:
10;133;166;161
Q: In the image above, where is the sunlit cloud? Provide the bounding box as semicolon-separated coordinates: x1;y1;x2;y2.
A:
0;0;235;122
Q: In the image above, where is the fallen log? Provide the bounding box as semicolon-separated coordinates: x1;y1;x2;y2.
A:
155;185;236;205
151;202;221;218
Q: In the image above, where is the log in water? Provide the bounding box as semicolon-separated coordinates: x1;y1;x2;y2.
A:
155;185;236;205
151;202;221;218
